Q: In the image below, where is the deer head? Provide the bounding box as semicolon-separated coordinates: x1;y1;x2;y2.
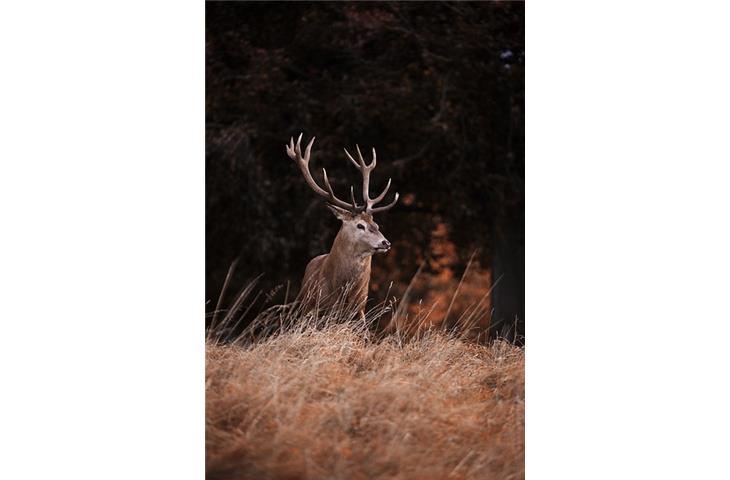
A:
285;133;398;256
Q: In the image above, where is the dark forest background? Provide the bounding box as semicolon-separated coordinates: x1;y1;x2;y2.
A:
206;1;524;341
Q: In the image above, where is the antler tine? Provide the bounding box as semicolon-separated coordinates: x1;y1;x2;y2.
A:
343;143;398;214
322;169;344;207
343;148;360;169
354;144;376;168
303;134;314;159
356;145;372;206
355;145;365;166
344;145;371;210
370;177;392;204
369;192;400;214
349;186;360;210
286;133;357;212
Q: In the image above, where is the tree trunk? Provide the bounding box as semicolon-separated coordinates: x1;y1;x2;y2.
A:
491;221;525;344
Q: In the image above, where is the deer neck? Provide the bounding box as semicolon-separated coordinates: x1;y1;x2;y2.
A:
324;228;372;287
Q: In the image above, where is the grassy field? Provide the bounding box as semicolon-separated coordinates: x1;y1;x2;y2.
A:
206;308;524;479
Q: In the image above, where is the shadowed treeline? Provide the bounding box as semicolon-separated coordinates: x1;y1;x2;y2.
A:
206;1;524;341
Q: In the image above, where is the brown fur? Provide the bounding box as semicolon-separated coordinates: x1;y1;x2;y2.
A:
296;212;385;319
286;134;397;320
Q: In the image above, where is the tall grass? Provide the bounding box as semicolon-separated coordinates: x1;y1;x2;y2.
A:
206;269;524;479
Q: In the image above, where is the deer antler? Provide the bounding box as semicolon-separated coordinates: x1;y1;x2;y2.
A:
344;144;399;214
286;133;359;212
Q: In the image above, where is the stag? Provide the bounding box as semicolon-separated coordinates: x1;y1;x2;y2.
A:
285;133;399;321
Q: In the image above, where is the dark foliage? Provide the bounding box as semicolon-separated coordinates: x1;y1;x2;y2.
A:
206;1;524;340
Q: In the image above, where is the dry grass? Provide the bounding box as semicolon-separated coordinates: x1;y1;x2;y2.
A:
206;317;524;479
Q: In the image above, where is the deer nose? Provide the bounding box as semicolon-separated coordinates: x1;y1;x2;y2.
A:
381;240;391;248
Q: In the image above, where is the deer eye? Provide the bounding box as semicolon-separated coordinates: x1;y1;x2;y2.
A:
357;223;366;230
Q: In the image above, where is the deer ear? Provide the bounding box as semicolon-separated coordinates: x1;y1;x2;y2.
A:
326;204;353;221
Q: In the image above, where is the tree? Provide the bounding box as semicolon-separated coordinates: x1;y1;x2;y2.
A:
206;2;524;340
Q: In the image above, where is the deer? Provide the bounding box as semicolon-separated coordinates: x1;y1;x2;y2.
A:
285;133;399;322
